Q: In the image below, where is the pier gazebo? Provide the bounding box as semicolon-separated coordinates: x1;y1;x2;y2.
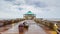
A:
23;11;36;20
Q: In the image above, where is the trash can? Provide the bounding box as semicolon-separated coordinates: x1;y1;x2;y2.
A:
18;24;24;32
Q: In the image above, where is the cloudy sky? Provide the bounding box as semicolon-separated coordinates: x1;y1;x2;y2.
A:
0;0;60;19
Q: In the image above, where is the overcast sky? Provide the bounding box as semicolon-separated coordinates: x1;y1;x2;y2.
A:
0;0;60;19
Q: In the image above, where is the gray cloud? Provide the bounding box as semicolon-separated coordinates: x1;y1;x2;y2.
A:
4;0;15;2
18;8;24;11
25;0;47;8
4;0;47;8
4;0;20;5
4;0;25;6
